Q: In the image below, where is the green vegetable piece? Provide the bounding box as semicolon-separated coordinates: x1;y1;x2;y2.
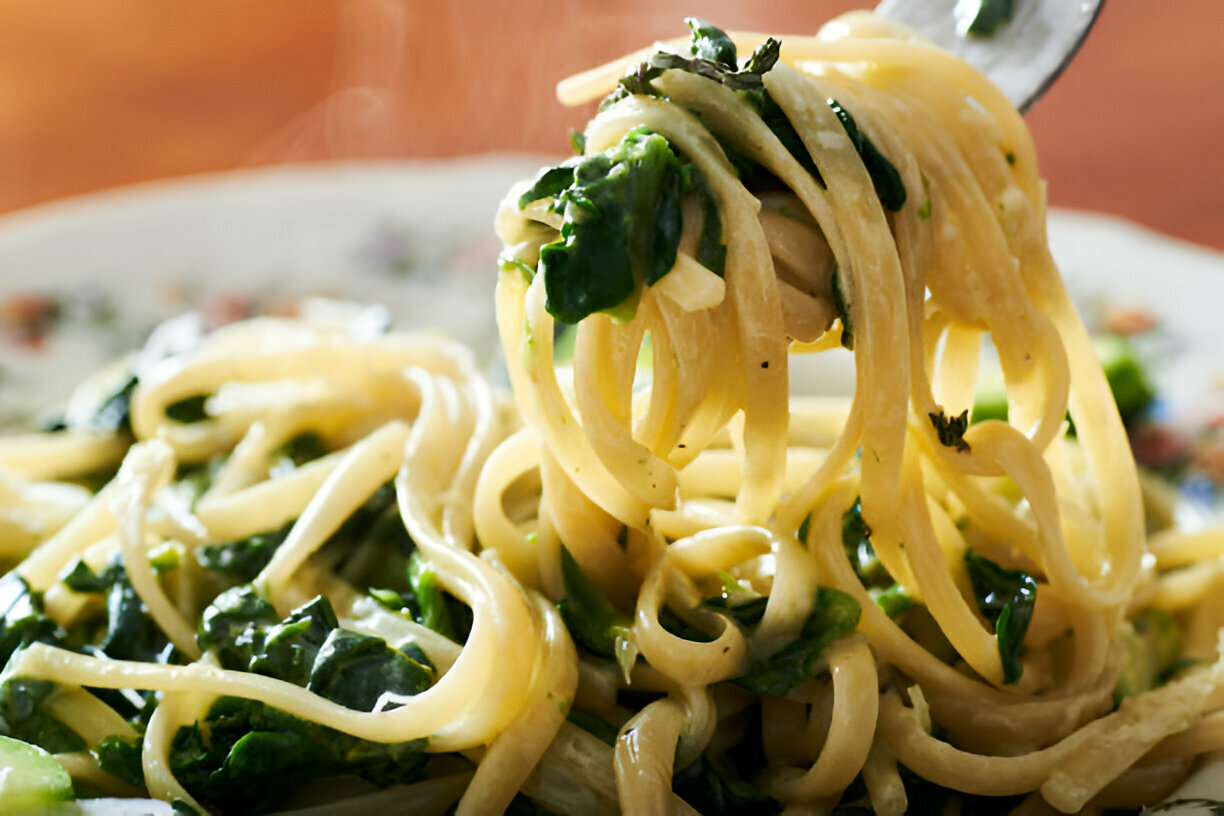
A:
248;596;338;686
964;548;1036;684
733;587;861;696
0;734;73;808
957;0;1016;37
518;162;579;210
842;497;892;589
62;554;173;663
306;629;432;712
871;583;916;620
690;166;728;277
196;523;291;581
929;408;971;453
98;733;145;788
407;552;457;640
271;432;329;471
170;695;428;814
0;576;86;754
556;546;634;666
536;127;687;324
686;17;738;68
702;594;769;627
165;394;210;423
827;98;907;212
196;585;280;670
88;373;139;436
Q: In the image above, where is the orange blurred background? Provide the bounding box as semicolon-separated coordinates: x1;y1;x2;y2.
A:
1;0;1221;250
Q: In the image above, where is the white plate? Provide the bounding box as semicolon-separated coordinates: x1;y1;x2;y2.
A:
0;159;1222;806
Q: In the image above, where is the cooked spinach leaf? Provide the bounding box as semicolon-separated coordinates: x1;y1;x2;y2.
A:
826;98;907;212
247;595;337;687
61;555;172;664
701;594;769;627
556;546;633;664
523;127;688;324
964;548;1036;684
165;394;210;423
733;587;860;696
196;584;281;669
308;628;432;712
169;695;429;814
197;587;433;708
196;523;291;581
98;733;145;788
686;17;738;68
406;552;458;641
0;576;84;754
88;373;139;436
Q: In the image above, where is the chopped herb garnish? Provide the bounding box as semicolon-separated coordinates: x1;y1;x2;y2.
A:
732;587;860;696
827;98;907;212
964;549;1036;684
929;408;971;453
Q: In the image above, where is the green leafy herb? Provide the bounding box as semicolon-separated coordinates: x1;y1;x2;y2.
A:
196;585;281;670
870;583;916;620
271;433;329;471
197;587;432;710
690;166;728;277
165;394;210;423
0;576;84;754
827;98;907;212
61;555;171;663
522;127;688;324
406;552;457;640
702;594;769;627
556;546;634;666
929;408;971;453
169;695;428;814
247;595;337;687
733;587;860;696
964;549;1036;684
98;734;145;788
307;628;433;712
196;523;291;581
686;17;738;68
87;373;139;436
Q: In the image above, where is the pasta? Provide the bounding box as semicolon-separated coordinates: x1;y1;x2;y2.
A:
3;13;1224;816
